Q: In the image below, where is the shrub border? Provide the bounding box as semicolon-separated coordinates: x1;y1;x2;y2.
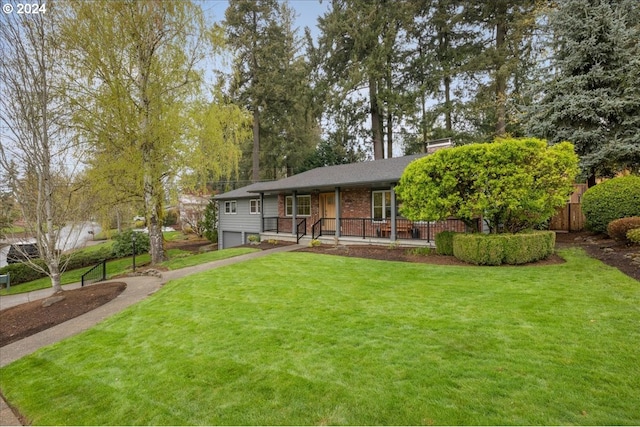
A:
452;231;555;265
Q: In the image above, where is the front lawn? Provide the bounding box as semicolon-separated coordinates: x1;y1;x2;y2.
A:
1;248;638;425
0;246;257;296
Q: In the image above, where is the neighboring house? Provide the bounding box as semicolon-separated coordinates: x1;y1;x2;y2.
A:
215;149;478;249
178;194;211;231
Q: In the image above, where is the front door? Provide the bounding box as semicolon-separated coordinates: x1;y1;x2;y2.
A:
320;193;336;232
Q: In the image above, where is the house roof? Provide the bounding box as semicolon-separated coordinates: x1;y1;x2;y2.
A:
213;182;272;200
252;154;427;194
215;154;427;199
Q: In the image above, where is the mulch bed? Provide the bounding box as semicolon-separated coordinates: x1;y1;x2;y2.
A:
0;282;126;347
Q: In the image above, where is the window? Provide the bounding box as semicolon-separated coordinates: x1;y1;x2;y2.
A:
285;195;311;216
249;199;261;214
372;190;392;219
224;201;237;214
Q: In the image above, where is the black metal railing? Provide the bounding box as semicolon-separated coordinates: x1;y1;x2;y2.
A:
296;218;307;243
308;217;480;241
81;260;107;287
312;218;336;239
263;217;294;234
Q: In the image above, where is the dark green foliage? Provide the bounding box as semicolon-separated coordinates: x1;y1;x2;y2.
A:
163;209;178;226
627;228;640;244
435;231;457;255
203;198;218;244
582;176;640;233
112;230;150;258
0;246;116;287
0;260;47;286
225;0;319;180
526;0;640;182
607;217;640;242
452;231;555;265
64;247;113;271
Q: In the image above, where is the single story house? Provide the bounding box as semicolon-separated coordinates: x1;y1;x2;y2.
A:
214;150;479;249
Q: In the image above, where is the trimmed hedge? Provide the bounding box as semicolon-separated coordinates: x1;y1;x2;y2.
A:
627;228;640;244
452;231;555;265
0;246;115;287
435;231;457;255
0;259;48;285
607;217;640;242
582;176;640;233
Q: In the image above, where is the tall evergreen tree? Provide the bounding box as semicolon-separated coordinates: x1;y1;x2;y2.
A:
225;0;319;181
462;0;540;139
526;0;640;183
225;0;279;182
317;0;411;159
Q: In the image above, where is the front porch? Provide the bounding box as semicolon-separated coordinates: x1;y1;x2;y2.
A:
261;217;479;246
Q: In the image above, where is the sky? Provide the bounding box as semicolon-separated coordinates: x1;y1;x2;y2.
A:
200;0;330;40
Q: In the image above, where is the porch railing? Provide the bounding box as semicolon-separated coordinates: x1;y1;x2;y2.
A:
312;218;336;239
266;216;479;242
263;217;292;234
296;218;307;243
312;217;479;241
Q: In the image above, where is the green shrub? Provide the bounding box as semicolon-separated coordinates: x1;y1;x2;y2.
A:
63;246;114;271
435;231;457;255
627;228;640;244
582;176;640;233
452;231;555;265
407;247;433;256
163;209;179;226
112;230;150;258
0;259;48;286
606;217;640;242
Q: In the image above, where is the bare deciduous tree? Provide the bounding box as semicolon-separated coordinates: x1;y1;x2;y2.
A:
0;2;87;293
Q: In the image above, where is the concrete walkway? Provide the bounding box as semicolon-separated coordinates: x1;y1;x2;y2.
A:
0;244;302;426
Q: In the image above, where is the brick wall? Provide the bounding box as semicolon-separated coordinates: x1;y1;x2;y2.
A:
275;188;375;234
340;187;371;218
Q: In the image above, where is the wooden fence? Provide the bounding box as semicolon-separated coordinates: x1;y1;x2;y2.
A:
549;202;586;232
549;184;588;232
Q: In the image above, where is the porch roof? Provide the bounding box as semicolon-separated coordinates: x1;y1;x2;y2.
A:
247;154;426;195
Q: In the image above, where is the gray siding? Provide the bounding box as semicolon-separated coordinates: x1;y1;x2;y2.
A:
263;196;278;217
218;195;278;249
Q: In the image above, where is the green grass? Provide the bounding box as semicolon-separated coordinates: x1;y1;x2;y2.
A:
1;248;639;425
160;247;258;270
0;245;256;296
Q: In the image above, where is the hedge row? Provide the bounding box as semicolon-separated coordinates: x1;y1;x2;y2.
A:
582;176;640;233
0;245;117;287
452;231;555;265
0;259;48;285
435;231;457;255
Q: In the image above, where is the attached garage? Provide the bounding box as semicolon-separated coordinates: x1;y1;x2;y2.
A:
222;231;243;249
